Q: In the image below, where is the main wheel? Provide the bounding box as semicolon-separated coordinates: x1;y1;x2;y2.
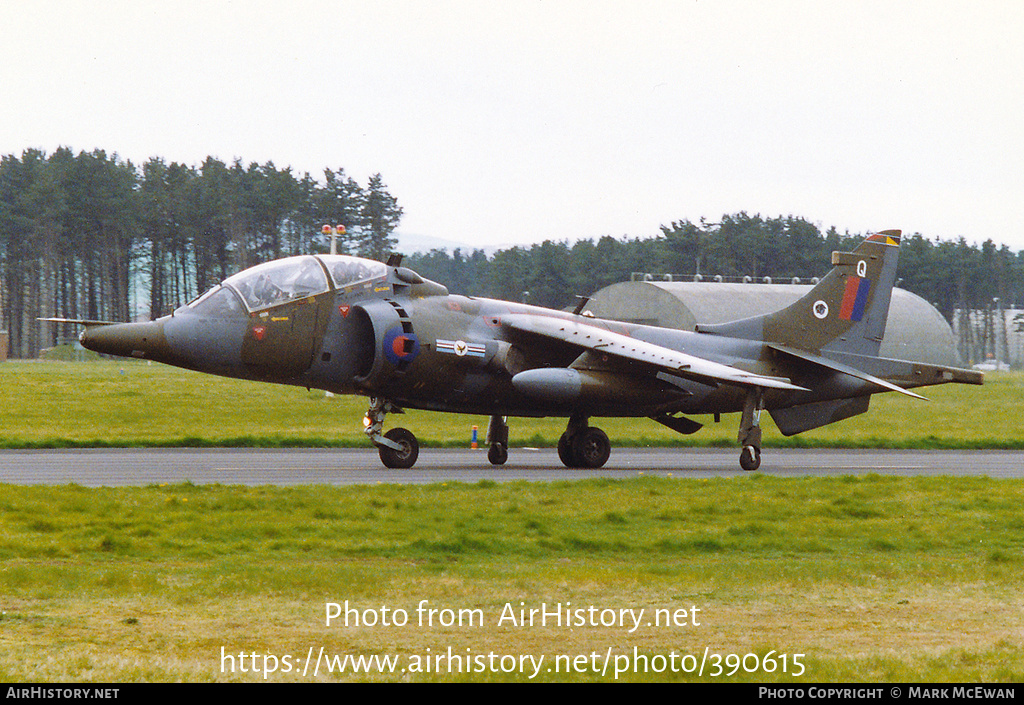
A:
487;443;508;465
739;445;761;472
378;428;419;469
572;427;611;469
557;432;577;467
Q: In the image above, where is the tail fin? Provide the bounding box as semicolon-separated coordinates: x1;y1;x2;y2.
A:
696;230;901;356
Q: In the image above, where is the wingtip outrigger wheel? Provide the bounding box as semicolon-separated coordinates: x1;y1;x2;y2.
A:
740;444;761;472
738;388;764;472
364;397;419;469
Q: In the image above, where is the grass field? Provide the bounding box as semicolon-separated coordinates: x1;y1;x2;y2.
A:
0;361;1021;682
0;360;1019;449
1;475;1023;682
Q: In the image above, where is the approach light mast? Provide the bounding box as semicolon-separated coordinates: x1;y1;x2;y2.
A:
321;224;347;255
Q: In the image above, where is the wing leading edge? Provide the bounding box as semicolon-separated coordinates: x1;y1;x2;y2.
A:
501;313;808;392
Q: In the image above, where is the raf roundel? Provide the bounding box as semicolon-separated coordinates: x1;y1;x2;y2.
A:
383;327;420;366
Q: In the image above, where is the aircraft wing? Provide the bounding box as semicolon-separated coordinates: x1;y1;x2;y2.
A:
501;313;808;392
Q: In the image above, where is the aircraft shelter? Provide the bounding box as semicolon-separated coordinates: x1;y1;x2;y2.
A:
583;281;960;367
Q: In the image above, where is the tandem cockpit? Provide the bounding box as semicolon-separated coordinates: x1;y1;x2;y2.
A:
188;254;389;317
64;253;442;383
166;252;445;383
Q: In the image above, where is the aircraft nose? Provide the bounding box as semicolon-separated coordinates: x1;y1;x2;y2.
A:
80;321;172;361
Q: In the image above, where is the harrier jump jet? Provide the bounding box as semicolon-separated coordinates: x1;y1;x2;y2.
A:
52;230;982;471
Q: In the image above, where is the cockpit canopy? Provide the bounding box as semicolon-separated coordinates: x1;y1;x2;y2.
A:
225;256;328;310
191;254;389;314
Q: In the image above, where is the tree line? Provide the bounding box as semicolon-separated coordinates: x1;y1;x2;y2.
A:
0;148;402;358
406;213;1023;321
404;214;1023;366
2;149;1021;363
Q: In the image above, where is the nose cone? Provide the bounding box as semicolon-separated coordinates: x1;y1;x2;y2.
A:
80;321;173;361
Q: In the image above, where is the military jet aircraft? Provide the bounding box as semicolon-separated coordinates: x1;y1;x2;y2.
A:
49;230;982;471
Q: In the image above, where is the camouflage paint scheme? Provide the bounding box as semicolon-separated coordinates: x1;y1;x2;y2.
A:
66;231;982;471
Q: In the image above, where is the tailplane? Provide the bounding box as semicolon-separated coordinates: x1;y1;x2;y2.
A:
696;230;902;356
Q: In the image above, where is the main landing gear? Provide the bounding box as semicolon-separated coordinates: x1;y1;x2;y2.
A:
364;397;419;469
483;414;613;468
557;413;611;469
486;415;509;465
363;399;756;472
737;389;764;472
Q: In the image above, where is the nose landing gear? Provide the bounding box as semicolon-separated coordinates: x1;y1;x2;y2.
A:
364;397;419;468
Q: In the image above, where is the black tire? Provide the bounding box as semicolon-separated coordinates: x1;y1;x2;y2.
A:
572;427;611;469
739;445;761;472
557;432;577;467
487;443;508;465
378;428;419;469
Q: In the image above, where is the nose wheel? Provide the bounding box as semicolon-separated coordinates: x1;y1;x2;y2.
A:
364;397;419;469
379;428;419;469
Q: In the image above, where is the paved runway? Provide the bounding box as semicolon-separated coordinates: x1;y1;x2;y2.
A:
0;447;1020;486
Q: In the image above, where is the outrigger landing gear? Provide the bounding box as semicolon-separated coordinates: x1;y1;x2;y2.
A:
737;389;764;472
364;397;419;469
557;413;611;469
486;415;509;465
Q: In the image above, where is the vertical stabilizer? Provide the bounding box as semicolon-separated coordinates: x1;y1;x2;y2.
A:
696;230;902;356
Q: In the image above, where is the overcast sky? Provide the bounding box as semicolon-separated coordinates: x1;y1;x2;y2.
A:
3;0;1023;251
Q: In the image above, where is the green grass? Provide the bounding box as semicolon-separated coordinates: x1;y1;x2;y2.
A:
0;360;1017;449
0;475;1022;682
0;363;1017;681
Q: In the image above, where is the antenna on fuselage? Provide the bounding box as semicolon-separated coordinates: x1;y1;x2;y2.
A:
572;295;591;316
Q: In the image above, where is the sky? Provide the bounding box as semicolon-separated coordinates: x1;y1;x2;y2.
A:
3;0;1023;251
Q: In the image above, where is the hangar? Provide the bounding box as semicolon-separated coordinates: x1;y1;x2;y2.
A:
583;280;960;366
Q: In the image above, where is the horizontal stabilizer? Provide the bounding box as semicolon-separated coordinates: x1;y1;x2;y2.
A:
769;344;928;400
